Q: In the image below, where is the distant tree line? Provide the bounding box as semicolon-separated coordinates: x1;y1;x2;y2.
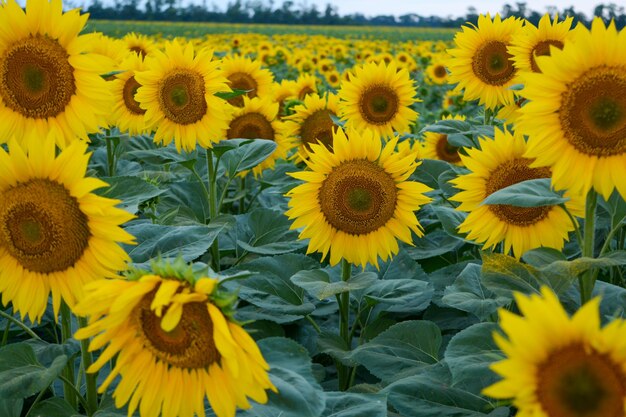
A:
79;0;626;28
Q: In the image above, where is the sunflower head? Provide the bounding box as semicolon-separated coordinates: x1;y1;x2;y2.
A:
285;127;432;268
421;114;466;165
484;287;626;417
74;257;277;417
220;55;274;107
110;52;150;135
122;32;158;60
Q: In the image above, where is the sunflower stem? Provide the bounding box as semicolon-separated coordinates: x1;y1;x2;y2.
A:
559;205;583;252
206;148;221;271
0;309;41;341
60;302;78;411
580;189;598;305
78;316;99;416
105;136;115;177
338;259;352;391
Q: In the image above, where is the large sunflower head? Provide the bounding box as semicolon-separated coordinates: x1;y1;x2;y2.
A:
285;127;432;268
134;40;231;153
226;96;293;177
0;0;113;148
220;55;274;107
447;14;524;110
338;60;419;139
110;53;150;136
284;92;340;160
421;114;466;166
0;134;135;322
517;18;626;200
450;128;584;259
74;258;277;417
484;287;626;417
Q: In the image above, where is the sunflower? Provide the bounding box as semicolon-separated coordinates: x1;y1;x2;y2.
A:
134;40;231;153
220;55;274;107
73;259;277;417
421;114;466;166
285;127;432;268
450;128;583;259
0;0;113;148
508;14;573;77
294;74;318;100
110;53;150;136
325;70;342;89
0;134;134;322
425;56;450;85
122;32;158;60
517;18;626;200
484;287;626;417
284;93;340;159
272;79;297;118
226;96;292;177
338;60;418;139
447;14;524;110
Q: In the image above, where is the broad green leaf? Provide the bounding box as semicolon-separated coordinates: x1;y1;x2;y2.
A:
158;181;211;223
317;332;354;366
0;343;67;399
95;176;164;214
481;253;544;297
406;229;464;259
431;204;470;240
321;392;387;417
127;146;197;166
482;178;568;207
411;159;451;189
0;399;22;417
521;247;567;267
221;139;277;176
421;119;472;135
350;321;441;383
234;208;307;255
363;279;433;313
446;133;475;148
375;249;428;281
29;398;84;417
291;270;378;300
214;88;250;100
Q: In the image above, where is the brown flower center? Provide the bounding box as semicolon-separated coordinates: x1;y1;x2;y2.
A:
129;46;148;59
122;75;145;115
134;290;220;369
358;84;399;125
158;69;207;125
0;35;76;119
298;86;315;100
0;179;90;273
537;344;626;417
471;40;516;86
227;112;275;140
300;109;335;152
560;66;626;157
319;160;397;235
226;72;258;107
434;65;447;78
530;40;564;73
434;134;461;163
485;158;552;226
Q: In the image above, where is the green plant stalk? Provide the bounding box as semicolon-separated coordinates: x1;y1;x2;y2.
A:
106;137;115;177
337;259;352;390
206;149;221;271
559;205;583;252
0;310;41;340
78;316;99;416
580;190;598;305
60;302;78;411
58;374;90;412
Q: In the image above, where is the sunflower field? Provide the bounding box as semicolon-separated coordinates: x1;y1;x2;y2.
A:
2;0;626;416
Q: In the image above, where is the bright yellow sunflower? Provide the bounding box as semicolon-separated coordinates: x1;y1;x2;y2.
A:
220;55;274;107
226;96;292;177
110;53;150;136
450;128;583;259
508;14;573;77
73;259;277;417
484;286;626;417
134;40;231;152
447;14;524;110
0;0;112;148
421;114;466;166
325;70;342;89
0;134;134;322
338;60;418;139
425;56;450;85
294;74;318;100
272;79;297;118
284;93;340;160
517;18;626;200
122;32;158;60
285;127;432;268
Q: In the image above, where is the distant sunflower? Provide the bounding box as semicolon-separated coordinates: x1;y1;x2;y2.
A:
220;55;274;107
122;32;158;60
484;287;626;417
450;128;583;259
226;97;292;176
447;14;524;109
508;14;573;77
0;134;134;322
421;114;466;166
294;74;318;100
285;128;432;268
285;93;340;159
74;259;277;417
425;57;449;85
272;79;297;117
0;0;112;148
517;18;626;199
134;40;231;152
325;70;342;89
338;61;418;138
110;53;150;135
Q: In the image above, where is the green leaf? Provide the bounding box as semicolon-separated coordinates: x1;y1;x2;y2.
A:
96;176;164;214
431;204;470;240
446;133;475;148
411;159;451;190
481;253;544;298
363;279;433;313
444;322;504;395
291;270;378;300
220;139;277;176
235;208;307;255
421;119;472;135
317;332;354;366
406;229;464;259
350;321;441;383
239;338;325;417
211;140;240;157
127;146;197;166
0;399;22;417
521;247;567;267
375;249;428;281
442;264;509;320
482;178;568;207
321;392;387;417
0;343;67;399
29;397;84;417
214;88;250;100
